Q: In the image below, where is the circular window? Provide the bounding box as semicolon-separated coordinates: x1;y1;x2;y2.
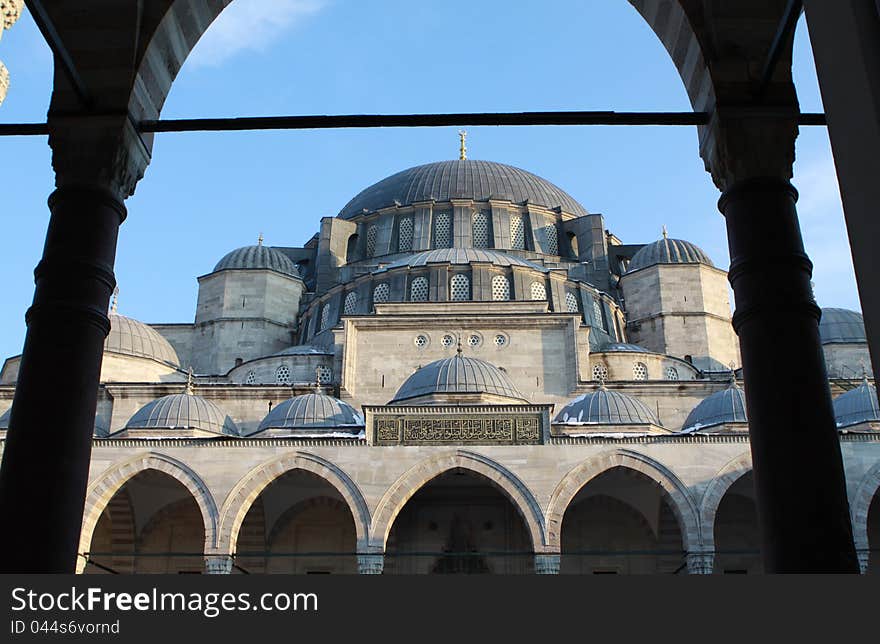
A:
275;365;291;385
592;364;608;382
467;334;482;348
245;370;257;385
633;362;648;381
414;334;429;348
494;334;507;347
665;366;679;381
441;334;456;348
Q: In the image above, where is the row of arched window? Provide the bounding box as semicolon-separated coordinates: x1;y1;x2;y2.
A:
591;362;681;381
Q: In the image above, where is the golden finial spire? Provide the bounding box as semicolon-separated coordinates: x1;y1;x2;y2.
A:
257;232;264;246
185;367;194;395
458;130;467;160
661;225;668;240
110;286;119;313
456;338;463;356
314;367;323;394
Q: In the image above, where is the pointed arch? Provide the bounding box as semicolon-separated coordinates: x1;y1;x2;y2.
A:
698;451;753;551
545;449;701;551
370;450;546;552
851;462;880;558
217;451;370;554
78;452;218;567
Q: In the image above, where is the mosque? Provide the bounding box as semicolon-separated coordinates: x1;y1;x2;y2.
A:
1;142;878;575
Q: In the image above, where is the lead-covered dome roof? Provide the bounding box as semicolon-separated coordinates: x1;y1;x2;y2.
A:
391;353;525;403
125;393;239;436
377;248;548;273
627;236;714;273
681;382;748;432
213;244;299;278
105;313;180;367
338;159;587;219
553;388;660;425
257;393;364;432
819;308;866;344
833;379;880;428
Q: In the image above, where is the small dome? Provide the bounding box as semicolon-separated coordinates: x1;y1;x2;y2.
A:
833;380;880;428
554;388;660;425
377;248;548;273
627;236;714;273
819;308;866;344
126;393;239;436
213;245;299;278
681;383;748;432
598;343;652;353
257;393;364;431
338;159;587;219
105;314;180;366
391;354;525;403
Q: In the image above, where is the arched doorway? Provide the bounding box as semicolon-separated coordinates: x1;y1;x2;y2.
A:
713;472;760;574
560;467;685;574
234;469;357;574
384;468;533;574
86;470;205;574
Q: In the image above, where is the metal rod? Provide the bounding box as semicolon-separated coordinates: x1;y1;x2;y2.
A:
758;0;804;96
0;111;827;137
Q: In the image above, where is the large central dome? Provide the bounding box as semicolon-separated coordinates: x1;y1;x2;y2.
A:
338;159;587;219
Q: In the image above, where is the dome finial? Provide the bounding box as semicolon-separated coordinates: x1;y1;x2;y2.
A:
110;286;119;314
257;232;264;246
458;130;467;160
661;225;668;240
596;371;607;389
314;366;323;394
456;338;463;356
860;360;870;385
728;362;739;388
185;367;194;395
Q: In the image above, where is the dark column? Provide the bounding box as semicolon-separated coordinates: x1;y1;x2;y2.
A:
719;177;858;572
0;186;124;572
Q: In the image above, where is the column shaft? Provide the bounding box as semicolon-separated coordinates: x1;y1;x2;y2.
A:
720;178;858;572
0;186;123;573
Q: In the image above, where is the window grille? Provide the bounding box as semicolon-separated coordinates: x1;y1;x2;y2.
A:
373;283;390;304
530;281;547;300
565;292;579;313
343;291;358;315
510;214;525;249
398;216;413;252
434;212;451;248
473;211;490;248
411;276;429;302
633;362;648;381
450;274;470;301
492;275;510;301
365;223;378;257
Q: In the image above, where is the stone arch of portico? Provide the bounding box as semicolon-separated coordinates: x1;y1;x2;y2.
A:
370;450;547;552
850;462;880;558
217;451;370;555
78;452;219;571
698;452;754;553
545;449;701;552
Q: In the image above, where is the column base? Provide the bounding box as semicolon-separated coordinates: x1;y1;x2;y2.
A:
357;554;384;575
204;555;233;574
535;553;561;575
686;552;714;575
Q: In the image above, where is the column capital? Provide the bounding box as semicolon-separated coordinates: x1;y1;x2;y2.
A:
534;553;561;575
685;551;714;575
700;106;799;192
204;555;233;574
357;553;384;575
49;113;152;202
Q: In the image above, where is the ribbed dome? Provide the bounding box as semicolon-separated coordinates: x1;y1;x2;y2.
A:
378;248;548;272
819;308;866;344
627;237;714;273
125;393;239;436
257;393;364;431
339;159;587;219
105;314;180;366
554;388;660;425
213;245;299;278
0;407;109;436
391;354;525;403
681;383;748;432
599;343;652;353
834;380;880;428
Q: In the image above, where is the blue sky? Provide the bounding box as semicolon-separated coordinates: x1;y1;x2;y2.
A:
0;1;859;362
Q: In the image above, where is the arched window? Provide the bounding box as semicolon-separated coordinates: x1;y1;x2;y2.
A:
530;281;547;300
373;283;390;305
565;292;579;313
545;223;559;255
410;276;429;302
320;304;331;330
365;223;378;257
450;274;470;301
244;370;257;385
633;362;648;381
592;364;608;382
491;275;510;301
343;291;358;315
665;366;679;381
434;212;452;248
510;214;525;250
345;234;359;263
473;211;490;248
592;297;605;330
398;216;413;252
567;232;579;258
275;365;291;385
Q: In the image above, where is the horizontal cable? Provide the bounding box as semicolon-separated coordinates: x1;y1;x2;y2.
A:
0;110;827;137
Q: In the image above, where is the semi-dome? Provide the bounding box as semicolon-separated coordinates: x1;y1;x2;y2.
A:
213;244;299;278
391;353;525;404
598;343;652;353
681;382;748;432
257;393;364;432
553;388;660;425
819;308;866;344
834;379;880;428
125;392;239;436
377;248;548;273
338;159;587;219
105;313;180;366
627;235;714;273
